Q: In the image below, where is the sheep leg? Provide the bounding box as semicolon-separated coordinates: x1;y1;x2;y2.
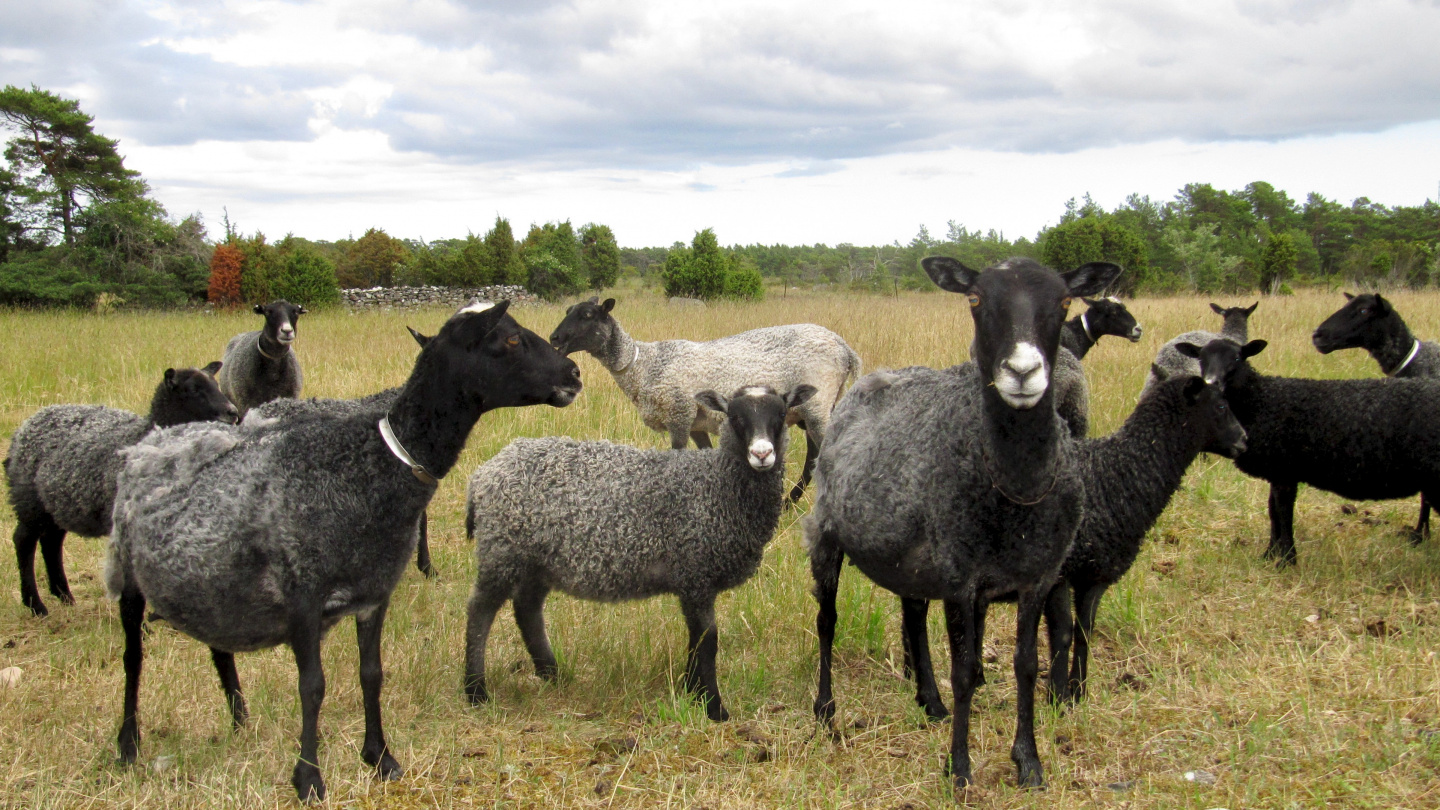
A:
941;596;982;789
1042;581;1074;706
669;427;691;450
1069;583;1106;701
1265;482;1299;566
210;648;248;729
789;426;821;502
1010;588;1046;788
811;534;843;724
414;511;436;577
689;431;713;449
116;591;146;765
900;597;948;721
13;519;49;616
288;607;328;803
463;584;506;704
356;599;403;781
37;523;72;605
1410;496;1430;546
680;594;727;722
513;583;558;681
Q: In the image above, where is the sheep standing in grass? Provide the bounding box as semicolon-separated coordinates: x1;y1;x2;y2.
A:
217;300;307;417
5;364;237;616
1059;296;1143;359
899;370;1247;717
1185;337;1440;566
1313;292;1440;539
807;256;1121;789
106;302;581;802
463;384;816;721
1140;302;1256;399
548;297;859;501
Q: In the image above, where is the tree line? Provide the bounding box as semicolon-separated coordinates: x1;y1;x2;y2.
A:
2;84;1436;308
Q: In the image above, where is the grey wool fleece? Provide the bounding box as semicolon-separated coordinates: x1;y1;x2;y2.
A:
218;331;303;417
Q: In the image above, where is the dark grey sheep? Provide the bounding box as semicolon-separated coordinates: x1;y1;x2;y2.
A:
5;363;236;616
463;384;816;721
1140;301;1256;399
105;301;582;802
1313;292;1440;539
217;300;307;417
548;297;860;501
806;256;1121;789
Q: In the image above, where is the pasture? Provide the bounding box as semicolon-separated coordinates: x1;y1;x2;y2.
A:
2;289;1439;808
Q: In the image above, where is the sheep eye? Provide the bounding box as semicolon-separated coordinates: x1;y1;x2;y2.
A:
967;294;980;308
506;334;521;347
1061;297;1073;310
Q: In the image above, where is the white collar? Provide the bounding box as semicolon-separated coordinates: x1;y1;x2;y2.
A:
1389;339;1422;377
614;344;639;373
1080;312;1095;343
379;416;439;485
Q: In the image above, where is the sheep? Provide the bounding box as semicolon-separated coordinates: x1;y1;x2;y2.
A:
5;363;237;617
1140;301;1256;399
216;300;307;417
898;369;1248;718
806;256;1122;789
1059;296;1143;359
547;297;860;501
1313;292;1440;539
1182;337;1440;566
462;384;817;721
105;301;582;802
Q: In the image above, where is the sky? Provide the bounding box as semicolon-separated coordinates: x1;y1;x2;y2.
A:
3;0;1439;248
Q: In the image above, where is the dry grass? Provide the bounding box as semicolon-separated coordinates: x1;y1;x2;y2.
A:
3;289;1440;808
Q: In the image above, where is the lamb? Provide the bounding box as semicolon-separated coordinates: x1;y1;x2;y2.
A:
898;369;1247;719
1140;301;1256;399
1313;292;1440;539
105;301;581;802
5;363;237;616
548;297;860;501
1059;296;1143;359
806;256;1121;789
1183;337;1440;566
217;299;307;417
463;384;816;722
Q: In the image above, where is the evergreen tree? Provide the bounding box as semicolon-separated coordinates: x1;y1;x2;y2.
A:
579;223;621;290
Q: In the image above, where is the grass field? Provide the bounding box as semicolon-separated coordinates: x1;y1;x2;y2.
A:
2;288;1440;808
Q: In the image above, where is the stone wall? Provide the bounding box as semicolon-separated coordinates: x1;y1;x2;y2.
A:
341;285;540;310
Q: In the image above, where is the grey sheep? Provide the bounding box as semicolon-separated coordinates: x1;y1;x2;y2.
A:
463;384;817;722
807;256;1122;789
1140;301;1256;399
548;297;860;501
104;301;582;802
217;300;307;417
5;363;236;616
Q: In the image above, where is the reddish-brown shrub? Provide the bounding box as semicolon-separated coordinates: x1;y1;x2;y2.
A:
207;244;244;307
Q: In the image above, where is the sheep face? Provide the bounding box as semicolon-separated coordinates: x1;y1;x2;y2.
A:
548;296;616;356
1176;338;1268;390
1082;297;1143;342
152;363;240;427
253;299;307;346
922;256;1122;410
1312;293;1389;354
695;385;817;471
1182;377;1248;458
429;300;583;410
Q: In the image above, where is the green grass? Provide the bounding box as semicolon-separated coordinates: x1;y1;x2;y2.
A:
2;289;1440;807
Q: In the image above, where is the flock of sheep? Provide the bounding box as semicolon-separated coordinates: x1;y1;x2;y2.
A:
4;260;1437;801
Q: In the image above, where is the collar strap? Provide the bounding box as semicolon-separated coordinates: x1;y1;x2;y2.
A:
614;344;639;373
1080;312;1095;343
1389;339;1422;377
379;416;439;485
256;340;282;361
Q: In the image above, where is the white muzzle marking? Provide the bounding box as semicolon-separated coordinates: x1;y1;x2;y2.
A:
995;342;1048;409
748;437;776;470
278;320;295;343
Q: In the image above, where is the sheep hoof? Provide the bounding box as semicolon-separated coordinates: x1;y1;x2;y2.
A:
463;679;490;705
292;763;326;803
1016;764;1046;789
1407;528;1427;547
920;701;950;722
24;599;48;618
369;752;403;781
812;696;836;722
706;700;729;722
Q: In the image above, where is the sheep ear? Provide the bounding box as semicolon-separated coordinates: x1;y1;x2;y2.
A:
1082;297;1099;306
922;256;979;293
296;305;309;315
164;368;177;386
1174;342;1202;359
1343;292;1355;300
694;390;728;414
1062;262;1122;297
202;361;223;377
253;304;265;315
1241;339;1268;359
406;326;430;348
786;384;818;410
1210;303;1225;315
1150;363;1168;382
601;298;616;313
586;296;599;305
451;300;512;347
1243;302;1258;315
1373;295;1391;314
1182;376;1206;403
